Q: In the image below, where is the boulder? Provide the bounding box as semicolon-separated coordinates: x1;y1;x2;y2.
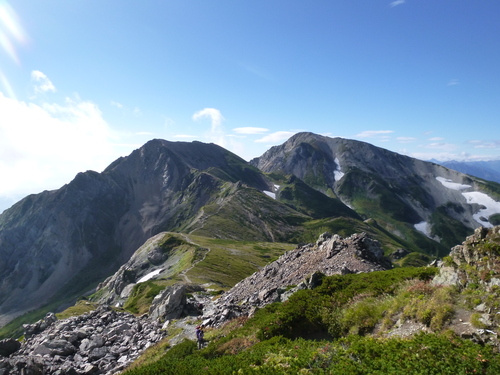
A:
149;284;187;321
0;338;21;357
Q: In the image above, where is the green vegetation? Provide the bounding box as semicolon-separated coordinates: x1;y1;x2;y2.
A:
276;175;359;220
123;280;168;315
429;205;473;250
55;300;97;320
179;236;295;288
491;214;500;226
0;304;57;340
123;266;500;374
123;333;500;375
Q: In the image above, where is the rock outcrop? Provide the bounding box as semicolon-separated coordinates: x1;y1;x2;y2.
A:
202;232;391;326
1;306;165;374
433;226;500;289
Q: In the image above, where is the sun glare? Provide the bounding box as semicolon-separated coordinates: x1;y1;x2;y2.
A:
0;0;27;98
0;0;27;63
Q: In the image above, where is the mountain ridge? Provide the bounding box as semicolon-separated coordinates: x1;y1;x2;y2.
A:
1;133;500;328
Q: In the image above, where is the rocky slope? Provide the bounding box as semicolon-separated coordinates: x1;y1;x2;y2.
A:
202;231;392;327
0;307;165;374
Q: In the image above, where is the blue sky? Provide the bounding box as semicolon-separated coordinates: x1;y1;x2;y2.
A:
1;0;499;212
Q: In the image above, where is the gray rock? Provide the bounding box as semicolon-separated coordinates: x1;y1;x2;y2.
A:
0;338;21;357
4;305;166;374
149;284;187;321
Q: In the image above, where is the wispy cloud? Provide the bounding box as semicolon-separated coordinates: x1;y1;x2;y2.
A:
233;127;269;135
31;70;56;94
111;100;123;108
111;100;142;116
468;140;500;149
447;79;459;86
356;130;394;139
390;0;405;7
192;108;226;146
255;131;296;144
428;137;444;141
422;142;457;152
396;137;417;143
239;62;272;80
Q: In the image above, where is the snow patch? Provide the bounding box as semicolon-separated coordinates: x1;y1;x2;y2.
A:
414;221;431;237
435;177;471;191
414;221;441;242
462;191;500;228
264;191;276;199
333;157;344;181
436;176;500;228
274;184;280;189
137;269;163;283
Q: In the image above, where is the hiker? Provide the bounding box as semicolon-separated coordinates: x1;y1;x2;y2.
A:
195;325;205;349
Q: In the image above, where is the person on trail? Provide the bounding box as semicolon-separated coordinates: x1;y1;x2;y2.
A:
196;325;205;349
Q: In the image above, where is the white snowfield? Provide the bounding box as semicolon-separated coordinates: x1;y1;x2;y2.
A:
333;157;344;181
263;185;280;200
137;268;163;283
435;177;471;191
436;176;500;228
414;220;440;242
263;191;276;199
463;191;500;228
414;221;431;237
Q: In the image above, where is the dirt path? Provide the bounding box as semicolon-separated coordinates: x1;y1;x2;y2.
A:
179;234;211;284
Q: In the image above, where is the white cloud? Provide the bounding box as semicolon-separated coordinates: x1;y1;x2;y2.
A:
396;136;417;143
255;131;297;144
31;70;56;94
447;79;459;86
233;127;269;135
423;142;457;151
193;108;224;130
111;100;123;108
356;130;394;138
390;0;405;7
0;91;122;209
467;140;500;149
428;137;444;141
192;108;226;146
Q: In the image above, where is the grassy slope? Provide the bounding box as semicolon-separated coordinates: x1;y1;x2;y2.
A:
123;264;500;374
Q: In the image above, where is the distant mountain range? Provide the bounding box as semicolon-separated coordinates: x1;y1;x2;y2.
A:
1;132;500;327
433;160;500;184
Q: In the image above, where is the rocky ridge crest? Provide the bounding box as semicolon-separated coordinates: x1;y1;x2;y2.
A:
202;232;391;327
